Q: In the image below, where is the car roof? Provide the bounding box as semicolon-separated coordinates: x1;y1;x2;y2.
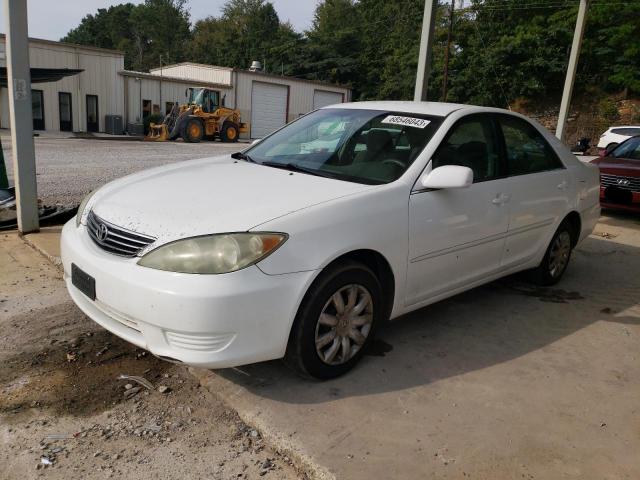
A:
327;101;477;117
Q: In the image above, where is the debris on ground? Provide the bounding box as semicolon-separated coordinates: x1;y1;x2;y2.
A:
509;284;585;303
123;386;142;400
118;374;153;390
594;231;617;239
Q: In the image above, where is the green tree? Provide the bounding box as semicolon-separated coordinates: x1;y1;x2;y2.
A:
61;0;190;71
190;0;304;74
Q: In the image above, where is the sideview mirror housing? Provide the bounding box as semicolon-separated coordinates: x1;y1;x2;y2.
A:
421;165;474;189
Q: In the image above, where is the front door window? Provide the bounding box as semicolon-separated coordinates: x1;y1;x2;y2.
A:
32;89;45;130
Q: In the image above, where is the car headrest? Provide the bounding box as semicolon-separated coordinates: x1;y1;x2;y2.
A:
366;129;393;153
457;141;487;157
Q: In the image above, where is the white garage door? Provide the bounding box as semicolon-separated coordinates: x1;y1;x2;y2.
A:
313;90;344;110
251;82;288;138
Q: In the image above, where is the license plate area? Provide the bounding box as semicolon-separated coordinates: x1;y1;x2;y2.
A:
71;263;96;301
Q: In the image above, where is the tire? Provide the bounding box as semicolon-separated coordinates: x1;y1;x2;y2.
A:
220;122;239;143
284;261;385;380
529;221;575;286
181;118;204;143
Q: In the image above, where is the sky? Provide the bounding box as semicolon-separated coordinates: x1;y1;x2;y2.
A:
0;0;320;41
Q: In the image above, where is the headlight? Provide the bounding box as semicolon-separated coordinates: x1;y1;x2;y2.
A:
76;190;97;227
137;233;287;274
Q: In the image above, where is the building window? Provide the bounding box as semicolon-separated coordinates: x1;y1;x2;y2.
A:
32;89;45;130
86;95;99;132
142;99;151;119
59;92;72;132
165;102;175;115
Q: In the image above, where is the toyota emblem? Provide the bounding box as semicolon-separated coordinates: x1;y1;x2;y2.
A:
97;223;109;242
617;178;630;186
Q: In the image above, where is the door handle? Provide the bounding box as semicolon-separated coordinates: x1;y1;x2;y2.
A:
557;180;569;190
492;193;510;205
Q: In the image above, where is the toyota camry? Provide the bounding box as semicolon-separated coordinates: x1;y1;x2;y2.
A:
61;101;601;379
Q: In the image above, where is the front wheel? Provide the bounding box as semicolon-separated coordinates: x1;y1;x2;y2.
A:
285;261;384;379
529;221;574;286
181;118;204;143
220;122;239;143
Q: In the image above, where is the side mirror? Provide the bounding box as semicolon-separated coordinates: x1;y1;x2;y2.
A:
604;143;618;156
421;165;473;189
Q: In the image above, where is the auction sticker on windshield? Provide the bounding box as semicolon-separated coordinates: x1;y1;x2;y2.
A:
382;115;431;129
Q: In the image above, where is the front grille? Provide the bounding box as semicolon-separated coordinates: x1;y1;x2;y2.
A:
600;173;640;192
87;211;156;257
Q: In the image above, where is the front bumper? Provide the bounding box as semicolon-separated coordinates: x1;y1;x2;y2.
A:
600;187;640;213
60;220;317;368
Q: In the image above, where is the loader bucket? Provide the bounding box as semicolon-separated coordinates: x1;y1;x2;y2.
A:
145;123;170;142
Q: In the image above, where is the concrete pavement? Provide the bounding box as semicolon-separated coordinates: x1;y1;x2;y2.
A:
194;213;640;480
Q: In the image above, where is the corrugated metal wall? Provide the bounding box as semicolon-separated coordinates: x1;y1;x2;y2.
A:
0;39;124;132
149;64;232;86
234;71;350;137
123;75;233;124
0;45;350;136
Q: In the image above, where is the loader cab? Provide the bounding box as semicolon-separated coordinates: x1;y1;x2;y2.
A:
186;87;220;114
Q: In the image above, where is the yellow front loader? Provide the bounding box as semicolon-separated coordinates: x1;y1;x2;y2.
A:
146;87;248;143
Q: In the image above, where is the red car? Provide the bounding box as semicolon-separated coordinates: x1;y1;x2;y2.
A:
591;135;640;213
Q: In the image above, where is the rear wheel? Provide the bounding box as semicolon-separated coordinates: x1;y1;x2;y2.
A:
181;118;204;143
529;221;575;286
221;122;239;143
284;261;384;380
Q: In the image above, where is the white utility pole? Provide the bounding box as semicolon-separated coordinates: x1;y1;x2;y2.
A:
4;0;38;233
414;0;439;102
556;0;589;141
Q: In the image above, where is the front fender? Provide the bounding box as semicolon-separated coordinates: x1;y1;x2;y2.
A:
253;184;410;318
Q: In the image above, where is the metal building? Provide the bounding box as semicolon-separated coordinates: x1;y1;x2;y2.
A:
0;37;351;139
145;62;351;138
0;35;124;133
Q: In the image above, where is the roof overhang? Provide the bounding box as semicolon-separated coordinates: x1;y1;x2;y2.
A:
119;70;232;89
0;67;83;87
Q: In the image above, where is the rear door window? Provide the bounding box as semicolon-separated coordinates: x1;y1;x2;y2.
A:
498;115;564;176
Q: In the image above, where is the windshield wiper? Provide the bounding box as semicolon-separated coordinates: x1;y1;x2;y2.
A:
260;161;335;179
231;151;256;163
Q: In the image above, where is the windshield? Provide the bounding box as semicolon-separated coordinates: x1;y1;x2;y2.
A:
245;108;443;184
189;89;204;105
611;136;640;160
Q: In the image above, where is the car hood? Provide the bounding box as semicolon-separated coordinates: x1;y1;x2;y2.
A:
89;156;371;246
591;156;640;175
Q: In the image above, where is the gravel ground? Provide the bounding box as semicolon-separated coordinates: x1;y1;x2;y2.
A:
1;133;243;207
0;232;304;480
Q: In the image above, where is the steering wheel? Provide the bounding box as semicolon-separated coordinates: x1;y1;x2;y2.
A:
382;159;406;169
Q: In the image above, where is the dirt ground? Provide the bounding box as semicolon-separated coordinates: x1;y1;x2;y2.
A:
0;232;304;480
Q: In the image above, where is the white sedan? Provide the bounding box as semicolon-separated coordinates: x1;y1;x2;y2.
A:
61;101;600;379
